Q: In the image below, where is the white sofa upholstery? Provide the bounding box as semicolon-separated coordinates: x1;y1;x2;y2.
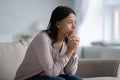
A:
0;40;27;80
0;41;120;80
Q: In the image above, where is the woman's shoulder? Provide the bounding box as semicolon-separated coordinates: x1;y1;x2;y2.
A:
39;30;48;36
34;30;51;41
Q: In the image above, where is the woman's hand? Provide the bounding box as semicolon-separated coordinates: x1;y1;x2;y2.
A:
67;33;80;55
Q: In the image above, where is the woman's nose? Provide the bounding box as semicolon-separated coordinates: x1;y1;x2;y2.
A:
72;24;76;29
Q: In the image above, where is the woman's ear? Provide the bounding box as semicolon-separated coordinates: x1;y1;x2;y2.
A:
56;21;60;28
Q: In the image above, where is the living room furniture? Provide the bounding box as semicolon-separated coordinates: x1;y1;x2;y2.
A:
0;40;120;80
76;59;120;80
82;46;120;59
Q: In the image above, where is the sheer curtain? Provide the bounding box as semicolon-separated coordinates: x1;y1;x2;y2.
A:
74;0;104;46
73;0;89;58
73;0;104;58
73;0;89;32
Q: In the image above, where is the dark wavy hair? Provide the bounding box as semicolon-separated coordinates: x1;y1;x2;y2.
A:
45;6;76;46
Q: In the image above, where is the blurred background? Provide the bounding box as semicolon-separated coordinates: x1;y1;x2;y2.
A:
0;0;120;58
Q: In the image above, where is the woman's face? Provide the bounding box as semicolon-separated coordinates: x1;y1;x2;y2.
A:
56;13;76;36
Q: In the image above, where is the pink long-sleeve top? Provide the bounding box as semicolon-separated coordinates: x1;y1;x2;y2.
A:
15;31;78;80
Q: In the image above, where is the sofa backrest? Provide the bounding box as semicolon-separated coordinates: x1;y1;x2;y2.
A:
76;59;120;78
0;40;27;80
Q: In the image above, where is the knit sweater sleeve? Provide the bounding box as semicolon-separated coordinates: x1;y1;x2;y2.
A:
32;32;69;77
64;53;78;75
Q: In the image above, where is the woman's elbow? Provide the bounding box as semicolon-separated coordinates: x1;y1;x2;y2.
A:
45;69;60;77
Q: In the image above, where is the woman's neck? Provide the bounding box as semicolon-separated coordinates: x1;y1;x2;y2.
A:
57;32;65;42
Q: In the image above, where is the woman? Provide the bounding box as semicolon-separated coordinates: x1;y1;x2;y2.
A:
15;6;82;80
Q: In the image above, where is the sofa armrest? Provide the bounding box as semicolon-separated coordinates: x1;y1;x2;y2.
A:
76;59;120;78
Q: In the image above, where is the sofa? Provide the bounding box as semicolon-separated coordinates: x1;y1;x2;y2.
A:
0;40;120;80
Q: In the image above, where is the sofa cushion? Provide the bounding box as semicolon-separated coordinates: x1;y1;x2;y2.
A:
117;63;120;78
84;77;119;80
76;59;119;78
0;40;27;80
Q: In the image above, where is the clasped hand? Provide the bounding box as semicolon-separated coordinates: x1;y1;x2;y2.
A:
67;33;80;53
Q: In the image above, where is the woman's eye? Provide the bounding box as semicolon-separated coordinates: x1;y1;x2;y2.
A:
68;21;76;25
68;22;73;24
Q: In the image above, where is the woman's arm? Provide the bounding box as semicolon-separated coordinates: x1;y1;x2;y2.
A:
32;33;70;77
64;50;78;75
64;33;80;75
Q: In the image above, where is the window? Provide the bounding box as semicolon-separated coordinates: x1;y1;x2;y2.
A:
114;9;120;41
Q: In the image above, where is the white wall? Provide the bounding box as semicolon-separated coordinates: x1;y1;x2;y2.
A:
0;0;73;42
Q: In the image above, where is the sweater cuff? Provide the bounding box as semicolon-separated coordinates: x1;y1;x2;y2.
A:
64;55;69;63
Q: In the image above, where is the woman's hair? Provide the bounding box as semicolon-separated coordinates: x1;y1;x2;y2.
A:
45;6;76;45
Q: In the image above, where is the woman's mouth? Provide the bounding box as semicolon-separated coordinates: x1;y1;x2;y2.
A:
66;30;74;37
